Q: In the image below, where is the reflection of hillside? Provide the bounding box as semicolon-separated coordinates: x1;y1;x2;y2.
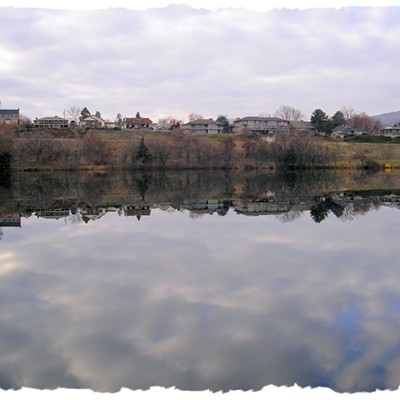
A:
1;170;400;232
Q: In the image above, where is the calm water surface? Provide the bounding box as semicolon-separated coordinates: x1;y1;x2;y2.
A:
1;170;400;392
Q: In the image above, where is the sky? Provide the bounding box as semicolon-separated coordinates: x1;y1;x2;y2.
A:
1;0;400;123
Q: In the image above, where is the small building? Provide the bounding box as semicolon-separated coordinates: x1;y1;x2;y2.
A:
331;125;365;139
80;115;106;128
381;125;400;136
123;117;153;130
182;118;224;134
233;117;290;135
290;120;317;135
104;121;117;129
34;116;69;129
0;109;20;125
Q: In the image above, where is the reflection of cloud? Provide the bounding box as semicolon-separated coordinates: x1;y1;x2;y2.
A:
1;208;400;392
0;252;17;276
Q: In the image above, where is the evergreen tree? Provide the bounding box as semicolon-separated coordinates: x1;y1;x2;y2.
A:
310;109;334;134
81;107;91;118
135;137;152;164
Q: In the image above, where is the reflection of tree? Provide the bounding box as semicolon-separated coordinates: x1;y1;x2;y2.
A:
310;196;345;223
0;227;3;240
339;199;380;221
276;210;302;223
135;174;152;200
68;211;83;225
189;211;204;219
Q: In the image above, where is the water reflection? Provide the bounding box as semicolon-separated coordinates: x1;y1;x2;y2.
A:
1;170;400;392
1;170;400;231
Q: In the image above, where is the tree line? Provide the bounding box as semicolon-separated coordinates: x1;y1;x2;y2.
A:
0;124;339;172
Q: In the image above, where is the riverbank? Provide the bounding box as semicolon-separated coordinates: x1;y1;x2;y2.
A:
2;127;400;171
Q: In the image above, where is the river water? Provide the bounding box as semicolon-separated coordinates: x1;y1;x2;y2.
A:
1;170;400;392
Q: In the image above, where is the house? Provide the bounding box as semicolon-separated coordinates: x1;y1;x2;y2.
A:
123;117;153;129
80;115;106;128
290;120;317;135
331;125;364;139
34;116;69;129
182;118;224;134
0;109;20;125
104;121;116;129
233;117;290;135
151;121;171;131
381;125;400;136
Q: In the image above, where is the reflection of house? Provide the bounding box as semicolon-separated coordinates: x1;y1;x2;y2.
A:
183;199;229;215
290;120;316;135
123;117;153;129
34;116;69;129
234;199;291;216
0;212;21;227
124;205;151;220
80;207;106;223
35;208;70;220
233;117;290;135
0;109;20;125
80;115;106;128
182;119;224;134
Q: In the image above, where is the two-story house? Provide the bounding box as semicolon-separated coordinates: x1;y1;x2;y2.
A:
34;116;69;129
0;109;20;125
182;118;224;134
233;117;290;135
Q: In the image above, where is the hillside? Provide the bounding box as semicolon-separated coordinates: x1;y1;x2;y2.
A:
372;110;400;126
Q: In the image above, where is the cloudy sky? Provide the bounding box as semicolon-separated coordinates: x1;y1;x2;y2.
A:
1;0;400;123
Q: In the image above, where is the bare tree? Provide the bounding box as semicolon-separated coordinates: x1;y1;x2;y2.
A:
340;107;356;123
188;113;204;121
66;105;81;124
82;130;108;165
157;116;182;130
274;105;304;121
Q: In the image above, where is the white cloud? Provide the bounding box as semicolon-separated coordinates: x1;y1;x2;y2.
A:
1;0;399;11
1;5;400;121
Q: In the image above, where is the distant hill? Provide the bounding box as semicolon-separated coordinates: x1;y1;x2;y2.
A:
372;111;400;126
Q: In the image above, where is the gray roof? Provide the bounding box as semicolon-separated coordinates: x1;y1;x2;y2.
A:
184;118;223;126
35;116;68;121
235;116;288;122
290;120;315;129
332;125;363;133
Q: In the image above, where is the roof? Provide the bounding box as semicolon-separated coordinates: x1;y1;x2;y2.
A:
184;118;223;126
235;116;288;123
332;125;363;133
290;120;315;129
81;115;104;122
0;109;19;116
125;117;152;124
35;116;68;121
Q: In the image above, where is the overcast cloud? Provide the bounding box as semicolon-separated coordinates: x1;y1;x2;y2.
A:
1;3;400;122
